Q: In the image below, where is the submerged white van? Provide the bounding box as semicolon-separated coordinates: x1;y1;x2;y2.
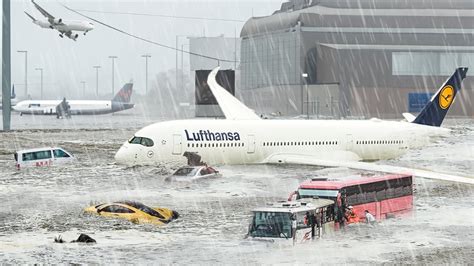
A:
14;147;75;169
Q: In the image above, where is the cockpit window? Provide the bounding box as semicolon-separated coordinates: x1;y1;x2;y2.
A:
128;136;154;147
129;137;142;144
141;138;154;147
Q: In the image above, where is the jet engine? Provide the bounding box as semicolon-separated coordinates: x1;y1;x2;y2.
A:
53;18;63;24
67;33;79;41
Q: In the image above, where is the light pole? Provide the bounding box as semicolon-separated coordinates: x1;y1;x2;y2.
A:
2;0;11;131
35;68;43;99
302;73;308;119
17;50;28;98
93;65;101;97
141;54;151;94
109;56;117;95
81;81;86;97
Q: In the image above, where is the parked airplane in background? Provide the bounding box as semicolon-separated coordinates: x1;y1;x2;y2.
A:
25;0;94;41
0;85;18;109
13;82;134;115
115;67;473;184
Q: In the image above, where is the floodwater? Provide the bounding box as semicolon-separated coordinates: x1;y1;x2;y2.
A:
0;112;473;264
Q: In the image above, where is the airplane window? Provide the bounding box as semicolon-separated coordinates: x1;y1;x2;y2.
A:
129;136;142;144
140;138;154;147
242;143;245;147
187;143;190;147
200;143;203;147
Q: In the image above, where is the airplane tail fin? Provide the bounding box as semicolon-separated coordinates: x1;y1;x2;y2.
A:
412;67;468;127
11;85;16;99
24;11;37;22
112;82;133;103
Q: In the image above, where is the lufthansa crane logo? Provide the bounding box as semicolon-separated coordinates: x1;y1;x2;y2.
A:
147;150;154;158
439;85;454;110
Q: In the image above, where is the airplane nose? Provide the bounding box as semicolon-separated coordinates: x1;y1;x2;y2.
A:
114;144;131;165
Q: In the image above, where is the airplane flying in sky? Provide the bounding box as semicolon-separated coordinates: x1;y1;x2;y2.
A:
24;0;94;41
114;67;473;184
13;82;134;116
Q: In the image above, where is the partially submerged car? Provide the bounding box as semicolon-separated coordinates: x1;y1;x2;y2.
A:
84;201;179;225
165;165;221;182
15;147;75;169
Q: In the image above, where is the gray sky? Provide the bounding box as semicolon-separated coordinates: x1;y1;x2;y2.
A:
4;0;282;99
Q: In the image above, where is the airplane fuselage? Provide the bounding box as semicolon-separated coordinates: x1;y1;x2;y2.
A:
13;100;134;115
114;119;448;166
35;19;93;32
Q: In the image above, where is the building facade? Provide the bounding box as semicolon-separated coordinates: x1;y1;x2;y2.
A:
240;0;474;118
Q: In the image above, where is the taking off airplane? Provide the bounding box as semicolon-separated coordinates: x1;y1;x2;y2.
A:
25;0;94;41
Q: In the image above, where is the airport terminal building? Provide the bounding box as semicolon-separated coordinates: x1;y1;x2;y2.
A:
239;0;474;118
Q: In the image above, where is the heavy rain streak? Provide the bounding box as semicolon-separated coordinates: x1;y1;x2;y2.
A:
1;0;473;264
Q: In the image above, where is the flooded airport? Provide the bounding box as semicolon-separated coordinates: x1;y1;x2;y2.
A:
2;0;474;264
0;114;472;264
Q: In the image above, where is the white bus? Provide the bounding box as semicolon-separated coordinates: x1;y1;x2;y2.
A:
246;198;335;243
14;147;75;169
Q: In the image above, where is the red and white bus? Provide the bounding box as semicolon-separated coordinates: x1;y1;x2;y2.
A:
289;174;414;225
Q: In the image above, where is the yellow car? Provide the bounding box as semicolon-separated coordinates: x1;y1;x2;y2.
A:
84;201;179;225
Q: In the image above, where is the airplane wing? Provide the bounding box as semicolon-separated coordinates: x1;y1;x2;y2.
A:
207;67;261;120
24;11;37;22
263;153;474;184
32;0;62;25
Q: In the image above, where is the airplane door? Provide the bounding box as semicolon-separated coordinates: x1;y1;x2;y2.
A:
172;134;182;155
346;134;353;151
247;135;256;154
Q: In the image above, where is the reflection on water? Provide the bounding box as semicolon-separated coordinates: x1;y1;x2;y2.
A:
0;115;473;263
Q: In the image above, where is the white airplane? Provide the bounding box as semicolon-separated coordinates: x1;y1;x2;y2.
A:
13;82;134;116
25;0;94;41
115;67;473;184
